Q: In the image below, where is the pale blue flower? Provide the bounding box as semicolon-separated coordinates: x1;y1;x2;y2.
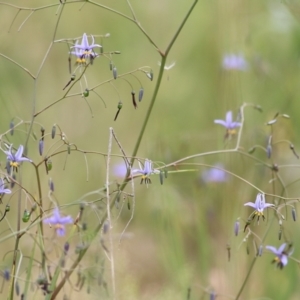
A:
4;145;32;172
43;208;73;236
214;111;241;130
222;54;248;71
244;193;274;221
266;243;292;269
131;159;158;184
71;33;102;64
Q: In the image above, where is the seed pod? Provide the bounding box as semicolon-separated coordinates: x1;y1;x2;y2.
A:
83;89;89;97
113;67;117;79
39;140;44;156
47;159;53;171
51;124;56;139
22;210;30;223
138;88;144;102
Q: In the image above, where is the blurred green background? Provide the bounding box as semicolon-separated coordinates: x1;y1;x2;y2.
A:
1;0;300;299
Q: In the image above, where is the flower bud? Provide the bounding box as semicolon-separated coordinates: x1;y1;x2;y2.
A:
257;245;263;256
51;124;56;139
15;281;20;296
64;242;70;254
9;120;14;136
39;140;44;156
234;220;240;236
67;145;71;154
292;208;296;221
131;91;137;109
248;147;256;154
159;170;164;185
146;71;153;81
138;88;144;102
113;67;117;79
49;178;54;192
266;144;272;159
109;61;112;71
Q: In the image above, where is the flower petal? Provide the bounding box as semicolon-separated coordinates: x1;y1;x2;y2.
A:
214;120;227;127
244;202;256;208
266;245;279;255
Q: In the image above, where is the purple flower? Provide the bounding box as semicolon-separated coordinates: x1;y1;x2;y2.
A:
131;159;158;184
222;54;248;71
4;145;32;172
214;111;241;132
43;208;73;236
0;178;11;203
266;243;292;269
71;33;102;64
201;164;228;184
244;193;274;221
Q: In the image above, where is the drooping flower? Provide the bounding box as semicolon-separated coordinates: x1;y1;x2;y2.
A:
71;33;102;64
266;243;293;269
222;54;248;71
131;159;158;184
0;178;11;203
244;193;274;221
4;145;32;172
214;111;241;136
43;208;73;236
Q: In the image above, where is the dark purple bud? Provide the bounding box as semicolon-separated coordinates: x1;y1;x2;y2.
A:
3;268;10;281
6;160;11;174
113;67;117;79
292;208;296;221
9;120;14;136
64;242;70;254
51;124;56;139
49;178;54;192
234;220;240;236
131;91;137;109
103;220;110;234
210;290;216;300
39;140;44;156
138;88;144;102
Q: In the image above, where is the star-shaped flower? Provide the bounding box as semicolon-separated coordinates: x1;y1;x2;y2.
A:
43;208;73;236
71;33;102;64
266;243;293;269
222;54;248;71
4;145;32;172
244;193;274;221
0;178;11;203
214;111;241;136
131;159;158;184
